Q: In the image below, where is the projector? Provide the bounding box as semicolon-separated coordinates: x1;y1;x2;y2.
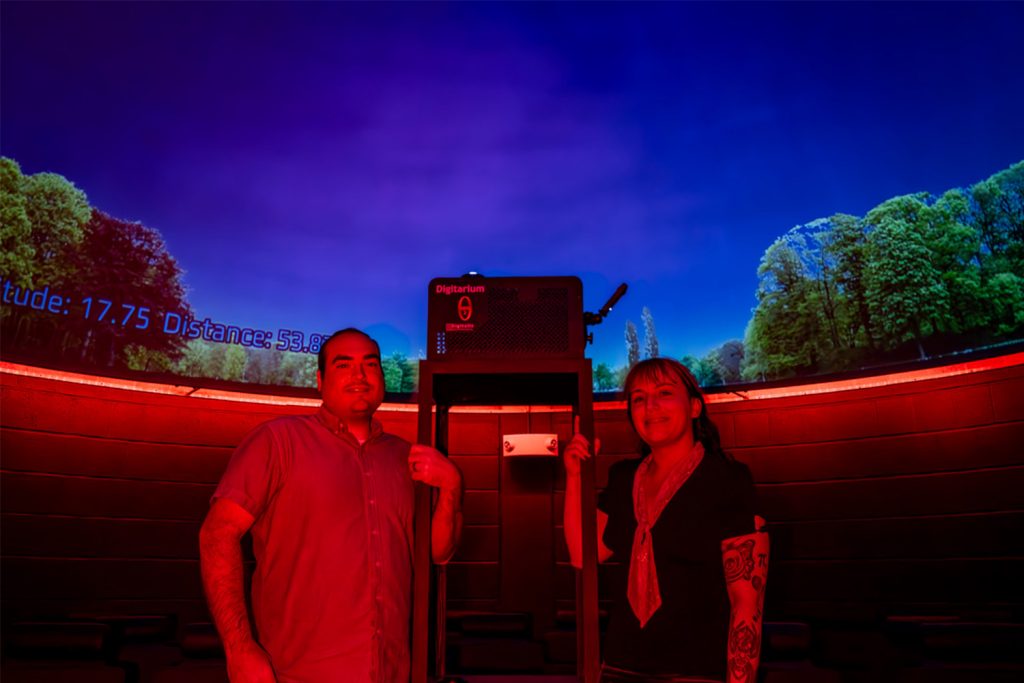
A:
427;275;584;360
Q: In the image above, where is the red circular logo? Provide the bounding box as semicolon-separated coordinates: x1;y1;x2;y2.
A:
457;296;473;321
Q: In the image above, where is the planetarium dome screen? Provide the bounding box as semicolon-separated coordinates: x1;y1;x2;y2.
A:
2;2;1022;394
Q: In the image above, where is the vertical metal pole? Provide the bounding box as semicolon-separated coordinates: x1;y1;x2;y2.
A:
435;405;451;679
412;363;434;683
576;361;600;683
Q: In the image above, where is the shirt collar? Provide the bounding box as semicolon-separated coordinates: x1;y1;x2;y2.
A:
316;405;383;443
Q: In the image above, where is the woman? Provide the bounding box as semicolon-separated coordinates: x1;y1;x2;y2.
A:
563;357;768;682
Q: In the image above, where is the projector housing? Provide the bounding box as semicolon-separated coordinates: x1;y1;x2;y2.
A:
427;276;584;360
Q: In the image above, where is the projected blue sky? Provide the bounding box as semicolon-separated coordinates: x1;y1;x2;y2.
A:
3;1;1023;368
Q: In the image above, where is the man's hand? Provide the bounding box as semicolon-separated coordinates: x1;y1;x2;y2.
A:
563;416;601;478
226;641;276;683
409;444;461;492
410;444;464;564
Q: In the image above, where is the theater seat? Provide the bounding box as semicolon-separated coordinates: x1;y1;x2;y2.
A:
762;621;812;661
1;621;127;683
447;612;545;673
759;622;841;683
81;614;179;683
150;623;228;683
920;622;1024;664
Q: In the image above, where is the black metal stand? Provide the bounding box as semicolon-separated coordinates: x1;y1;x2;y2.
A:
411;358;600;683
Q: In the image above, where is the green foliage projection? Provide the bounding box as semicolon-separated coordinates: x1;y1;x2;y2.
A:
0;158;34;287
625;320;640;369
2;159;193;371
1;158;91;289
641;306;659;360
742;161;1024;380
381;350;418;393
5;155;1020;390
593;362;618;391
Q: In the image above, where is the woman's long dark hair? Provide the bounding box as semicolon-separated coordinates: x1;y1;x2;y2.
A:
624;357;730;461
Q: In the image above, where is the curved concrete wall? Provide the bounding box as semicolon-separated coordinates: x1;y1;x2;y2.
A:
2;357;1022;634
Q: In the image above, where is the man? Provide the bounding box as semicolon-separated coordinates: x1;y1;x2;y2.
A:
199;328;462;682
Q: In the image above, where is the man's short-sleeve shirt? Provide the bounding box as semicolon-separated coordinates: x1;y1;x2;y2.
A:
214;408;414;683
597;453;757;678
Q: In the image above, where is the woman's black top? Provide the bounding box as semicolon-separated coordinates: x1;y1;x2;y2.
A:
597;453;757;677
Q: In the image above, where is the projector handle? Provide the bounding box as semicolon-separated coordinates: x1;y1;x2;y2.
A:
583;282;628;328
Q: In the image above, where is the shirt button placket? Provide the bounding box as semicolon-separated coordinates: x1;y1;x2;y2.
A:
364;453;386;679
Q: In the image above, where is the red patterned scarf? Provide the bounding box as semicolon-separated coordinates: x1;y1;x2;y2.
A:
627;441;704;628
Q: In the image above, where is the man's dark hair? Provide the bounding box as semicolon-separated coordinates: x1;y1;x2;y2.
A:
317;328;382;376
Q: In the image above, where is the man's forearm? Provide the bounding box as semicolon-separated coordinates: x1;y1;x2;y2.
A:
431;483;463;564
199;526;259;653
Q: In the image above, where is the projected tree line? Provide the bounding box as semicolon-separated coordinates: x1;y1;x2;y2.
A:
0;157;316;387
1;158;191;372
741;161;1023;382
607;163;1024;388
0;157;423;390
2;156;1021;390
